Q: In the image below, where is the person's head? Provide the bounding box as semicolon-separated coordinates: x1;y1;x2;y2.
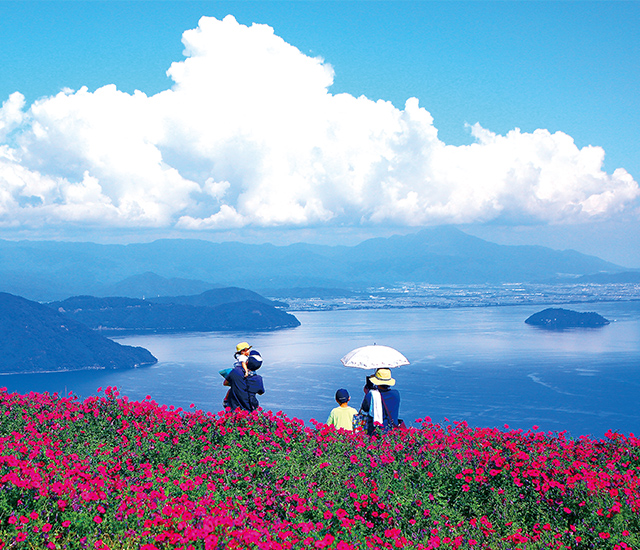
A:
246;350;263;372
235;342;252;357
335;388;350;405
368;368;396;388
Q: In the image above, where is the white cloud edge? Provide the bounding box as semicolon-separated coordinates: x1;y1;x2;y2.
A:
0;14;637;234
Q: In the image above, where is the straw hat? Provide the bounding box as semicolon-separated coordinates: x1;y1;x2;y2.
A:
368;368;396;386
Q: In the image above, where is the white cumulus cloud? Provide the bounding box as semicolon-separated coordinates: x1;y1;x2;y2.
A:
0;93;26;142
0;14;637;233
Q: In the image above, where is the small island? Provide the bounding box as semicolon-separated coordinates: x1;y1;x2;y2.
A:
525;307;610;329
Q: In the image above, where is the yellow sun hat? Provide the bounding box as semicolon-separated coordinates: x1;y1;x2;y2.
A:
368;368;396;386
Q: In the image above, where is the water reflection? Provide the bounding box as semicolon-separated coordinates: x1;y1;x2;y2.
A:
2;303;639;438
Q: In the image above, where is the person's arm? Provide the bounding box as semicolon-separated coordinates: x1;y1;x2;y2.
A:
393;390;401;422
383;390;400;423
247;376;265;396
360;392;371;413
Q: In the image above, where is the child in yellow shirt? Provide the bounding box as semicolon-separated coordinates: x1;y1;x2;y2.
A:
326;389;358;431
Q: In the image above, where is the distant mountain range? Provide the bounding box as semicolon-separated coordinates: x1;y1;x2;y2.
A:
49;291;300;334
100;272;221;299
0;227;630;301
0;293;157;374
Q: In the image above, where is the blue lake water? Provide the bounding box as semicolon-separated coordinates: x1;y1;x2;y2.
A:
2;301;640;439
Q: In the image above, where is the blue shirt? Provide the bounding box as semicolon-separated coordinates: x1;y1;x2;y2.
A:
225;365;264;411
360;386;400;433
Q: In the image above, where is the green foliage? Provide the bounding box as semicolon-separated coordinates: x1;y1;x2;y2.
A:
0;388;638;549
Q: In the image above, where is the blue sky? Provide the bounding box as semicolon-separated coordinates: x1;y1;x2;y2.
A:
1;1;639;265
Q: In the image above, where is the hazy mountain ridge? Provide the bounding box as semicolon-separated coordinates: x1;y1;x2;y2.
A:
149;286;285;308
99;272;222;299
0;293;157;374
0;227;624;301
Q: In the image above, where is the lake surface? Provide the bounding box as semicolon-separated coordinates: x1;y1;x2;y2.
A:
3;301;640;438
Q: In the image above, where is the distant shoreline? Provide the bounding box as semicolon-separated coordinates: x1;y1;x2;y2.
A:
0;361;156;376
281;288;640;312
93;324;301;336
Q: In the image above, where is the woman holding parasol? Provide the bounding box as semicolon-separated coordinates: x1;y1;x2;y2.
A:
340;345;408;435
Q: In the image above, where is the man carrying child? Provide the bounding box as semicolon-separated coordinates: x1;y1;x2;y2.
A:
224;349;265;411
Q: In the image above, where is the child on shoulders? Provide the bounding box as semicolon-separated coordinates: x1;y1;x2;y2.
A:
234;341;252;377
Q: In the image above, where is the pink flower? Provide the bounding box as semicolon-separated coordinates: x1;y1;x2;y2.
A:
315;534;335;548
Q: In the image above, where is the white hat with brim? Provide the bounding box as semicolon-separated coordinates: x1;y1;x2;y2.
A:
369;368;396;386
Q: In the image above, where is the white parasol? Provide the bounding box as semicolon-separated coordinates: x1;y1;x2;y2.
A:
340;344;410;370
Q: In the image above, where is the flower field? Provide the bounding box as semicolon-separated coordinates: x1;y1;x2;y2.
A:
0;387;638;549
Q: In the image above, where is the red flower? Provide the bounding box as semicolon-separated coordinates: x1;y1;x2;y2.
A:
315;534;335;548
